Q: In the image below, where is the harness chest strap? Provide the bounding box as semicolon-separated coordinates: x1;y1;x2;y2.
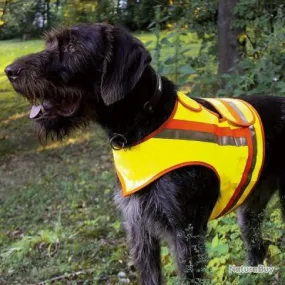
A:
112;93;265;220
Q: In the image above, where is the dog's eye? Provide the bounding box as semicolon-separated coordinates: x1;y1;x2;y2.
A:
64;43;76;53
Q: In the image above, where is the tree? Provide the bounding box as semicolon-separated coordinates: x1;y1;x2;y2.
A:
136;0;168;30
0;0;12;30
217;0;245;74
95;0;115;24
45;0;51;30
61;0;97;25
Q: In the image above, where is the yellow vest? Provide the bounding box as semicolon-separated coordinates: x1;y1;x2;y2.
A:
112;92;265;220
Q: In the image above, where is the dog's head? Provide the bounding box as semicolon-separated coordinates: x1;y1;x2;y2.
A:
5;24;151;142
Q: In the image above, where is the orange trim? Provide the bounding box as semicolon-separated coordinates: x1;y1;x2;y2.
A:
217;129;253;217
236;100;265;196
251;104;265;181
166;120;215;133
235;99;256;126
118;161;221;197
217;99;252;127
178;95;202;112
116;166;127;196
166;120;249;138
218;99;244;124
214;101;264;218
133;98;179;145
219;117;227;123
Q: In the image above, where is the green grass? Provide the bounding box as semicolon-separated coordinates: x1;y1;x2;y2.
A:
0;34;284;285
0;40;43;84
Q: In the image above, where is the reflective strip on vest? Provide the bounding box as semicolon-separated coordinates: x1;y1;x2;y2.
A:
112;92;265;220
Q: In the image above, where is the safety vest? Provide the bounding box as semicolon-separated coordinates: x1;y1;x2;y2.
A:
112;92;264;220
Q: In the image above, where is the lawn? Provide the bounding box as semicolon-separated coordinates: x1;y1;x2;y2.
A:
0;35;284;285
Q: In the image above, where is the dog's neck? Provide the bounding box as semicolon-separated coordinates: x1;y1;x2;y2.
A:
96;66;177;148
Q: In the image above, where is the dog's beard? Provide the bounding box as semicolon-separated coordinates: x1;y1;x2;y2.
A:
13;76;55;104
10;78;95;144
35;115;91;145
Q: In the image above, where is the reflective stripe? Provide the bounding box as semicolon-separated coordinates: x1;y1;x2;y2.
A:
217;101;258;217
155;129;247;146
166;120;248;137
219;99;249;126
113;92;264;222
157;99;258;218
202;98;254;127
202;98;238;124
235;126;257;198
222;98;255;125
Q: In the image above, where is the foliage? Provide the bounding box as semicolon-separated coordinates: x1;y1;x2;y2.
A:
145;2;284;98
1;1;40;40
147;6;198;88
135;0;168;31
190;8;285;98
61;0;97;25
186;0;219;56
95;0;116;25
0;0;171;39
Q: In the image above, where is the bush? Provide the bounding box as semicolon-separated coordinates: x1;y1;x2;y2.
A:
190;8;285;98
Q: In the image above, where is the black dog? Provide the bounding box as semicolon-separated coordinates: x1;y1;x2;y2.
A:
5;24;285;284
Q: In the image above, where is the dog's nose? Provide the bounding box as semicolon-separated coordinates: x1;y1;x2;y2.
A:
5;65;23;81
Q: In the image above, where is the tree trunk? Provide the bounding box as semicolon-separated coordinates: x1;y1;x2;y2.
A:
218;0;245;74
45;0;50;30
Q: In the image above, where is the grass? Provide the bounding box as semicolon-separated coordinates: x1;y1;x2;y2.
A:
0;34;284;285
0;39;128;285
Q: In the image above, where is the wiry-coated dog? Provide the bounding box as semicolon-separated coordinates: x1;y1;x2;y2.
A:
5;24;285;284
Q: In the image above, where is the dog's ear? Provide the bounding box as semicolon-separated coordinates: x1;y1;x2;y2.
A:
101;26;151;105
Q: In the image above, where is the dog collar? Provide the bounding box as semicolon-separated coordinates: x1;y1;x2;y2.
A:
110;74;163;150
143;74;162;113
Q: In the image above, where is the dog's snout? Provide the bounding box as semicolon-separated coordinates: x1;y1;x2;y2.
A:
5;65;23;81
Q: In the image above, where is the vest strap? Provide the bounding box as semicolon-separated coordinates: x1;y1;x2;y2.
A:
203;98;255;127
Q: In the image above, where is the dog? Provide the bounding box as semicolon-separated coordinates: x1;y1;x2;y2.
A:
5;23;285;284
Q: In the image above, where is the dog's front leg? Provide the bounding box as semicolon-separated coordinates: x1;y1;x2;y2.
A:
115;193;164;284
126;224;163;285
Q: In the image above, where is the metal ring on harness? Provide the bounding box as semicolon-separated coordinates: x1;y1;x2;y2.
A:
110;133;127;150
144;101;154;113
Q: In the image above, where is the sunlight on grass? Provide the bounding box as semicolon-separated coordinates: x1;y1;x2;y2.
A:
1;111;29;125
37;133;92;152
0;39;43;72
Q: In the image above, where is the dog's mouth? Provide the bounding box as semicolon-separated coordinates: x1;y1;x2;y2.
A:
29;97;81;121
